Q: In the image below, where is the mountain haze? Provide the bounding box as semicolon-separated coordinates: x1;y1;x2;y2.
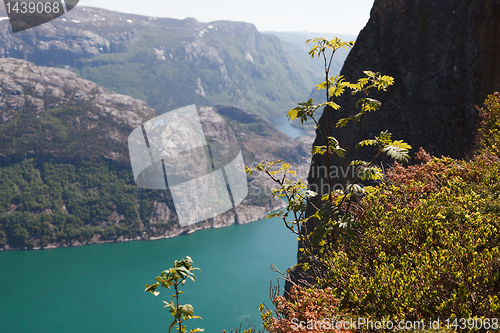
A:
264;31;356;82
0;6;315;118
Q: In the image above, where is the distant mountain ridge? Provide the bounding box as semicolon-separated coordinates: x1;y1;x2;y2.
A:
0;6;316;118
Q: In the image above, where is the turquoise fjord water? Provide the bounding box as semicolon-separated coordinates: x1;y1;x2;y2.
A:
0;216;297;333
269;116;307;139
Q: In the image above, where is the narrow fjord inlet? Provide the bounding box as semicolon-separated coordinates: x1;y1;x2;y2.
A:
0;215;296;332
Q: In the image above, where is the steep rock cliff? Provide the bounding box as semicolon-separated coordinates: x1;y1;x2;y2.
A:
309;0;500;192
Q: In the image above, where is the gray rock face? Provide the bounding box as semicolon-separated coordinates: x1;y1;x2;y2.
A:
308;0;500;193
0;58;156;162
184;40;231;85
0;58;154;122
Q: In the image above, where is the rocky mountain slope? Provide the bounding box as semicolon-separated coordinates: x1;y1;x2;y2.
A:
0;6;314;118
0;59;309;250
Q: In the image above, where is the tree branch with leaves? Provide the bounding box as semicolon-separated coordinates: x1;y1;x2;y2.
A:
247;37;411;282
145;256;204;333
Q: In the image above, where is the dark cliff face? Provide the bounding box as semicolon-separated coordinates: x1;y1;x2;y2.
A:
308;0;500;193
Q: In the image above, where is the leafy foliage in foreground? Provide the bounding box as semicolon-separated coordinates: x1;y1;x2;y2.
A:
261;151;500;332
145;256;203;333
324;151;500;322
476;92;500;158
256;36;500;332
261;285;352;333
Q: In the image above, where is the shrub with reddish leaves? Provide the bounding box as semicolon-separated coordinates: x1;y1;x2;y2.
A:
263;151;500;332
261;286;353;333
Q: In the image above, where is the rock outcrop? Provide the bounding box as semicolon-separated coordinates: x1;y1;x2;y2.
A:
287;0;500;292
0;58;155;163
308;0;500;193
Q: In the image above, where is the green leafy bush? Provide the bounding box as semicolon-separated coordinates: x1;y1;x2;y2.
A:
476;92;500;157
320;150;500;324
260;151;500;332
254;35;500;332
145;256;204;333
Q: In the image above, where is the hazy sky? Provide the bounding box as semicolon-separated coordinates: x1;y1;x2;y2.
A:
78;0;375;35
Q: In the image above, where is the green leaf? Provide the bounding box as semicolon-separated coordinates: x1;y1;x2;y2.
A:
355;139;377;149
350;160;368;166
328;137;346;157
389;140;412;150
338;213;355;229
376;130;393;145
363;70;376;78
311;146;327;155
345;183;364;195
287;99;317;124
336;118;349;128
315;81;327;90
311;222;335;248
358;166;384;181
356;98;382;113
306;37;354;59
287;107;298;121
334;148;346;157
382;145;411;163
145;283;159;293
319;202;339;220
305;190;318;198
318;101;341;110
377;75;395;90
180;304;194;316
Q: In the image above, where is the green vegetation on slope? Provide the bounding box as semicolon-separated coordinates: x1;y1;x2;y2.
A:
0;157;176;249
0;102;129;162
77;26;313;118
252;34;500;331
260;94;500;332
